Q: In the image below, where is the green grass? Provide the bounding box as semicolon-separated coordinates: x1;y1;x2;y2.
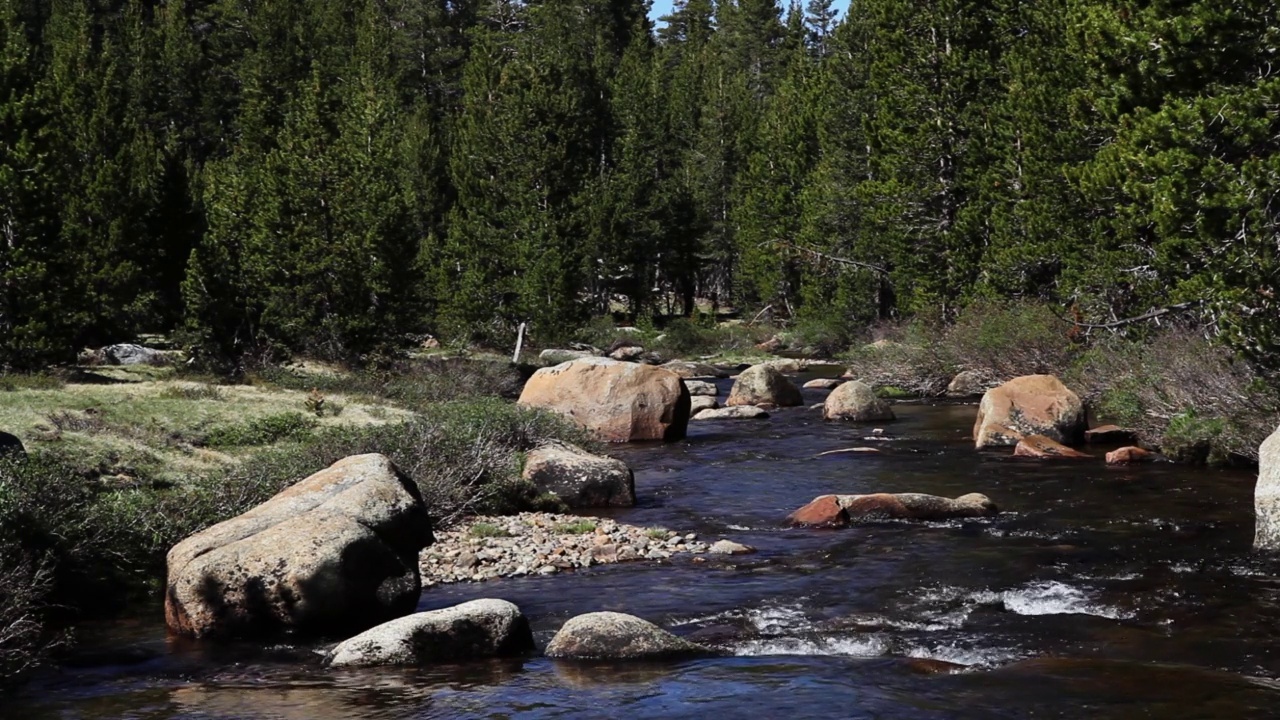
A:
468;522;514;538
553;519;598;535
204;412;319;448
644;527;671;540
875;385;912;399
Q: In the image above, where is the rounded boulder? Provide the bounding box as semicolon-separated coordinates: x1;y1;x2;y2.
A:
325;599;534;668
823;380;895;422
726;364;803;408
522;441;635;507
973;375;1086;449
519;358;691;443
545;612;713;660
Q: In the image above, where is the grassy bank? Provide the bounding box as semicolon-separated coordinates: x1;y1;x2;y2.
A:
0;358;587;685
838;302;1280;465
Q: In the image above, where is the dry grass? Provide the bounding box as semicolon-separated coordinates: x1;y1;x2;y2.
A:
0;371;413;482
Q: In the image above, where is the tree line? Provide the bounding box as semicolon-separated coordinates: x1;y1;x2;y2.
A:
2;0;1278;369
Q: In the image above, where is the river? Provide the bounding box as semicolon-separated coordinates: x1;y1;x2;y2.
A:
11;376;1280;719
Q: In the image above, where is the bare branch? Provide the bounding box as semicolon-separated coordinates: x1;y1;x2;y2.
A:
762;240;889;275
1051;300;1206;330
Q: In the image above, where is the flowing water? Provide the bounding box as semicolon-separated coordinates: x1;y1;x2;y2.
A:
12;377;1280;719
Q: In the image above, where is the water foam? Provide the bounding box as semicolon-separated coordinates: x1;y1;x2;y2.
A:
733;634;890;657
983;581;1133;620
905;643;1022;668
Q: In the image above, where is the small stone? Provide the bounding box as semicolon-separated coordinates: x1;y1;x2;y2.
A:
538;565;558;575
708;540;755;555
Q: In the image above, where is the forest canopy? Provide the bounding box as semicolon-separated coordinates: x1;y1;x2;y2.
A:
2;0;1278;367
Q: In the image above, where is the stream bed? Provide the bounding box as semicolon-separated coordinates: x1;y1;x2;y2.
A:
11;379;1280;719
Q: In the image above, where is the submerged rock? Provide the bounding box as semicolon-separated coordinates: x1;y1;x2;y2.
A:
164;454;433;639
1014;435;1092;459
522;441;635;507
726;364;803;408
519;358;691;443
324;599;534;668
692;406;769;421
1085;425;1137;443
823;380;895;422
545;612;714;660
790;492;997;527
1106;446;1155;465
973;375;1086;449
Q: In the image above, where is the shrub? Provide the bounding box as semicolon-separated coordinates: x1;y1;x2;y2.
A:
946;301;1076;379
204;412;318;448
254;357;523;411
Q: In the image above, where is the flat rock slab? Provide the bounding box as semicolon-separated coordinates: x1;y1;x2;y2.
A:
1086;425;1137;443
803;378;844;390
790;492;997;527
692;406;769;420
325;599;533;667
1014;434;1092;459
545;612;714;660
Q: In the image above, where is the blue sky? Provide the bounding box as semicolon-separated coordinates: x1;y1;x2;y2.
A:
648;0;852;25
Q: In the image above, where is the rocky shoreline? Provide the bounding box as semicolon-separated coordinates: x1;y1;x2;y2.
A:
419;513;752;586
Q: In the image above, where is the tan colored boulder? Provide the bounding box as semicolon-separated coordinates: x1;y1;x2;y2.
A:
1085;425;1137;443
1014;435;1092;459
522;441;635;507
726;364;803;408
790;492;997;526
973;375;1086;449
1256;426;1280;549
164;454;433;639
1106;446;1154;465
804;378;844;390
518;358;691;443
823;380;895;422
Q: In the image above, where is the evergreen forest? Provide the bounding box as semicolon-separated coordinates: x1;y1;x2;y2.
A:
3;0;1279;368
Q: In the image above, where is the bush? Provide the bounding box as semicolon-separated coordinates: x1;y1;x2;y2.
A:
648;318;775;358
1068;328;1280;464
254;357;523;411
204;412;318;447
946;301;1076;379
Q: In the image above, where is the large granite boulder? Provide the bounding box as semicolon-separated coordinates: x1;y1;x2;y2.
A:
973;375;1086;449
545;612;714;660
325;599;534;667
165;454;433;639
522;441;635;507
823;380;895;422
1255;427;1280;549
0;431;24;458
518;358;691;443
726;364;803;409
789;492;997;527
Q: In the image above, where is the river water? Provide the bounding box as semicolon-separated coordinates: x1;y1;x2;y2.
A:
12;378;1280;719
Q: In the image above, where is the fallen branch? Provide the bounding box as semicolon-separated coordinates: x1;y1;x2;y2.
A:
1051;300;1206;330
763;240;889;275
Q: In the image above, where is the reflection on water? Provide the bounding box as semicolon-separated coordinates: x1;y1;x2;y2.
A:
12;380;1280;718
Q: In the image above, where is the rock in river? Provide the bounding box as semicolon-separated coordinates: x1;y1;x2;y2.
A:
726;364;803;408
823;380;895;422
693;406;769;421
790;492;998;527
1085;425;1137;443
690;396;719;416
164;454;433;639
661;360;728;379
946;370;992;398
1014;434;1092;459
325;599;534;668
1256;426;1280;549
973;375;1086;449
545;612;714;660
684;380;718;396
519;357;691;443
1106;446;1155;465
522;440;635;507
803;378;844;390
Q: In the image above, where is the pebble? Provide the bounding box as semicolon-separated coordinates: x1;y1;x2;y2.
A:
419;512;725;586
